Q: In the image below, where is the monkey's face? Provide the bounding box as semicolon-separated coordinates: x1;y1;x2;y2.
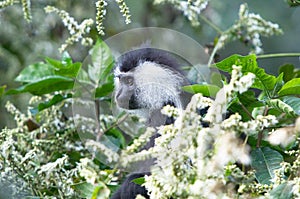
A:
114;61;184;112
114;72;140;110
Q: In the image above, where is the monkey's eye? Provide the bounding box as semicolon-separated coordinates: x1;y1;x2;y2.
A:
124;77;134;86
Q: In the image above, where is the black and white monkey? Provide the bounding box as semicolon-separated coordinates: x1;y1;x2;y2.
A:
111;48;192;199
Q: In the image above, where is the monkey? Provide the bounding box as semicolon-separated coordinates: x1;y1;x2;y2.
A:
111;48;192;199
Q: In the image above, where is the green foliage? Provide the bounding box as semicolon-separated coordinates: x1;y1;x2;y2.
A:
215;54;277;91
132;177;146;185
269;182;294;199
182;84;220;97
250;147;284;185
278;78;300;96
72;182;110;199
1;1;300;199
0;85;6;97
6;52;81;95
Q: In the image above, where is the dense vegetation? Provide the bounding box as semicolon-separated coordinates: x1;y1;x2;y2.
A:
0;0;300;198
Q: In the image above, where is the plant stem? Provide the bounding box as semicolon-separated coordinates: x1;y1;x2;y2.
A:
239;102;255;120
208;39;221;67
256;131;263;148
257;53;300;59
199;15;223;34
256;106;269;148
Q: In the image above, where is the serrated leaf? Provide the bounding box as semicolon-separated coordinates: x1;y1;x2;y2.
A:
88;39;114;83
278;78;300;96
131;177;145;185
279;64;295;82
269;182;293;199
250;147;283;185
182;84;220;97
267;99;297;117
215;54;277;90
15;63;55;83
6;76;74;95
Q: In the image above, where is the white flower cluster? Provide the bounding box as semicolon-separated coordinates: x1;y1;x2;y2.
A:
222;113;277;135
161;104;180;118
38;155;68;175
115;0;131;24
5;101;27;129
21;0;31;22
85;139;120;163
77;158;100;185
217;3;282;54
154;0;209;26
125;127;156;154
44;6;94;52
96;0;108;35
0;0;14;9
205;65;256;123
120;64;282;198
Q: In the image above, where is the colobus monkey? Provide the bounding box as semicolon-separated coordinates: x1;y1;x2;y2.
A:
111;48;192;199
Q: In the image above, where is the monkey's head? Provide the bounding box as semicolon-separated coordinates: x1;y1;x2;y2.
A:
114;48;191;125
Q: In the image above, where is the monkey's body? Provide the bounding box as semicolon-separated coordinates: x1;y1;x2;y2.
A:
112;48;191;199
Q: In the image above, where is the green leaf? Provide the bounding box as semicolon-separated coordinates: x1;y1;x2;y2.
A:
15;63;55;83
229;90;264;121
269;182;293;199
279;64;295;82
215;54;277;90
131;177;145;185
61;51;73;65
54;62;81;78
72;182;110;199
281;96;300;115
95;83;114;98
46;55;81;78
182;84;220;97
105;128;126;149
287;0;300;7
88;39;114;83
6;76;74;95
91;182;111;199
37;93;72;111
272;73;284;96
45;57;64;68
0;85;6;97
267;99;297;117
250;147;283;185
278;78;300;96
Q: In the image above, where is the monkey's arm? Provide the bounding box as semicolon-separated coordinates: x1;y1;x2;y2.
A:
110;172;150;199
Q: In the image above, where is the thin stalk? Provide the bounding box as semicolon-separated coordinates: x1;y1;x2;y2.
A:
207;39;221;67
257;53;300;59
199;15;223;34
239;102;255;120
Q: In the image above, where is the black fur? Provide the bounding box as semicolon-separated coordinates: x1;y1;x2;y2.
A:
112;48;188;199
110;172;150;199
117;48;180;73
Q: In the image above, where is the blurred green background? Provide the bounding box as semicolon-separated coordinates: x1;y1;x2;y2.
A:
0;0;299;128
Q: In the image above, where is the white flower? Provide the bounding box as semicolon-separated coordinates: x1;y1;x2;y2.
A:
268;127;296;147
